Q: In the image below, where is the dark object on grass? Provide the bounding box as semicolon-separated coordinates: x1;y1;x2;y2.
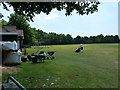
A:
75;48;81;53
29;51;55;63
29;52;46;63
21;56;27;62
47;51;55;59
2;76;26;90
39;51;44;54
31;56;38;63
81;47;83;50
34;54;46;62
27;55;32;61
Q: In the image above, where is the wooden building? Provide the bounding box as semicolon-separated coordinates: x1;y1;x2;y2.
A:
0;25;24;51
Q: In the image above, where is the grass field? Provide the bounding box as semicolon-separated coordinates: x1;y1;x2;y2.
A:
2;44;119;88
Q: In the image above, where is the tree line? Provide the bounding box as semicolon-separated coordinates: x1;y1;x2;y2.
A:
1;13;120;46
32;30;120;45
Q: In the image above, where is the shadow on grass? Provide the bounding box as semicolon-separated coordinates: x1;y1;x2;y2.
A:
31;62;46;64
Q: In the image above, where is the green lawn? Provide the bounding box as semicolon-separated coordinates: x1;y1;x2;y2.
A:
2;44;119;88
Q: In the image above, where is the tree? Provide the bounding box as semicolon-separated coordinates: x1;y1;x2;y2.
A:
8;13;36;45
35;29;49;45
74;35;82;44
89;36;96;43
113;35;120;43
0;19;8;25
65;34;73;44
58;34;67;44
1;1;100;21
95;34;104;43
102;35;119;43
46;32;60;45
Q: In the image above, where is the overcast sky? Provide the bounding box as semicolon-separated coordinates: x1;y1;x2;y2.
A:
0;1;118;38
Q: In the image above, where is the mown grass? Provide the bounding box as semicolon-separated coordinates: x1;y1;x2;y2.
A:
2;44;118;88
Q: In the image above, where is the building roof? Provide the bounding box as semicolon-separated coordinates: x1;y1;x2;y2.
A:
0;25;24;39
2;25;16;32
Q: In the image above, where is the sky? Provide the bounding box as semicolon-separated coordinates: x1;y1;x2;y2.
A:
0;1;119;38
